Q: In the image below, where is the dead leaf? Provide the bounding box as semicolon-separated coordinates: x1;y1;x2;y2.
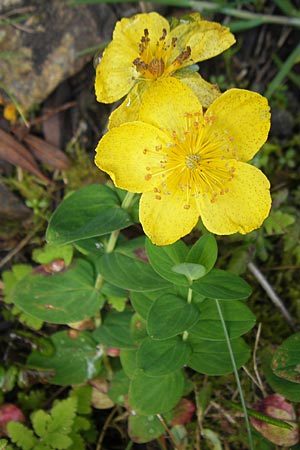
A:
0;129;50;182
23;134;71;170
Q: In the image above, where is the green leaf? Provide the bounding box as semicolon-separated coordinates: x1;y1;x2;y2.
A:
263;352;300;402
46;184;132;245
265;42;300;99
12;259;105;324
264;210;295;235
186;233;218;273
108;370;130;406
32;243;73;265
70;385;92;415
188;300;256;341
2;264;32;302
120;349;138;379
128;414;164;443
47;433;73;449
188;338;250;375
131;314;148;343
137;337;191;376
97;252;170;291
93;310;136;349
50;397;77;434
130;291;159;319
192;269;251;300
28;331;102;385
7;422;37;450
31;410;51;437
172;263;206;281
146;239;190;286
271;333;300;383
147;294;200;339
129;370;184;415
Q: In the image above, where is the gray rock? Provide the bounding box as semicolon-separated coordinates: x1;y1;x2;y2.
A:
0;0;123;111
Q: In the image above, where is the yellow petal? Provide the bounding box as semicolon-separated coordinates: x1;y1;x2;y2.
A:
205;88;271;162
95;122;168;192
175;71;221;108
95;12;170;103
139;78;202;133
168;19;235;67
113;12;170;48
95;40;137;103
199;162;271;235
140;189;199;246
108;82;149;129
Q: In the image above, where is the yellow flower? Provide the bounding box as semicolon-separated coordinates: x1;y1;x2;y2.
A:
95;78;271;245
3;103;18;124
95;12;235;127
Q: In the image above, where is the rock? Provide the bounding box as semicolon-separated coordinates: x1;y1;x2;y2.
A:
0;0;127;112
0;182;30;220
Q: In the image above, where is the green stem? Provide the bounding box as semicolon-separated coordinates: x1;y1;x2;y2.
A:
106;230;119;254
124;441;134;450
94;274;103;290
187;287;193;304
105;191;136;254
190;1;300;27
215;299;254;450
121;191;136;209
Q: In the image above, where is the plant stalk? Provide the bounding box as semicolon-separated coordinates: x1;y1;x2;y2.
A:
215;299;254;450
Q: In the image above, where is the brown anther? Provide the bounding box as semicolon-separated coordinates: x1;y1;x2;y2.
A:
133;58;149;73
143;148;148;154
160;28;167;40
155;195;161;200
145;174;152;181
184;204;190;209
173;46;191;66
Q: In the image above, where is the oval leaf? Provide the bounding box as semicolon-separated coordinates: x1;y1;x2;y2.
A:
147;294;200;339
129;370;184;415
12;259;105;324
137;337;191;376
97;252;170;291
192;269;251;300
93;310;135;349
186;233;218;273
250;394;299;446
271;333;300;383
172;263;206;281
27;331;101;385
47;184;132;245
130;291;158;319
146;239;189;286
188;338;250;375
128;414;164;443
263;352;300;402
188;300;256;341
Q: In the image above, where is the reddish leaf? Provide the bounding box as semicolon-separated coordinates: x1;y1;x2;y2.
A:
250;394;299;446
0;404;25;437
171;398;195;426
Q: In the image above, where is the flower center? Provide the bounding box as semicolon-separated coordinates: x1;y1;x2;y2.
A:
143;111;237;207
185;153;201;169
133;28;191;80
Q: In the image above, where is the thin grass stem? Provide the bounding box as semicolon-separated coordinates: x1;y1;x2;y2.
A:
215;299;254;450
